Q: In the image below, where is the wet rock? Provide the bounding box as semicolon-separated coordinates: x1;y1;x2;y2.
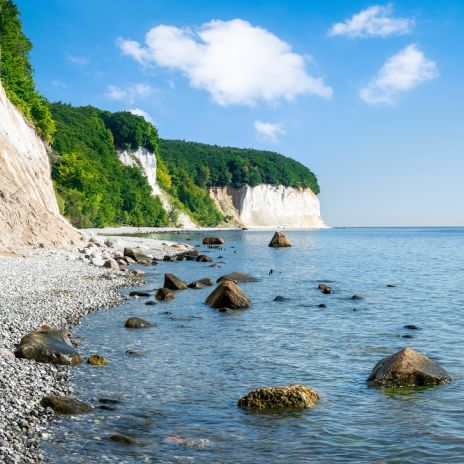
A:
87;354;108;366
163;255;177;262
387;284;397;288
274;295;289;302
401;334;414;339
125;350;147;356
404;324;419;330
17;325;82;365
124;247;151;264
124;317;152;329
209;264;221;269
129;269;145;276
217;272;260;283
145;300;157;306
98;405;116;411
109;434;139;445
40;396;92;415
238;384;319;410
318;303;327;308
188;278;214;289
318;283;332;294
156;288;175;301
351;295;363;300
99;398;122;405
367;348;452;388
165;436;210;448
202;237;224;245
205;281;250;310
129;290;150;297
196;254;212;262
103;259;119;270
268;231;292;248
164;273;187;290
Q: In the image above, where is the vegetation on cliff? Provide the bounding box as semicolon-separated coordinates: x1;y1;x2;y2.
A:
0;0;55;141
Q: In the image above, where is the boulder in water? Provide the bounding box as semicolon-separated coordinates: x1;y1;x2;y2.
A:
202;237;224;245
268;231;292;248
87;354;108;366
318;283;332;294
17;325;81;365
156;287;175;301
217;272;260;283
205;281;250;310
124;317;152;329
238;384;319;410
196;255;212;262
40;396;92;415
367;348;452;388
129;290;150;297
188;278;214;289
109;434;140;446
164;273;187;290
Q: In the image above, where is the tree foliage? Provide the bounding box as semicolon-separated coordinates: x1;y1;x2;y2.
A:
0;0;55;141
50;103;167;228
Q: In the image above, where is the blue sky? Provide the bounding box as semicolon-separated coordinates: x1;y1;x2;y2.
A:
15;0;464;226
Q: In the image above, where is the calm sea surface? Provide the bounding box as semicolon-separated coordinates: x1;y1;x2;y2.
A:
43;228;464;463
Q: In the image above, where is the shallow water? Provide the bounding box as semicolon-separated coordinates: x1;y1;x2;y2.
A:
43;228;464;463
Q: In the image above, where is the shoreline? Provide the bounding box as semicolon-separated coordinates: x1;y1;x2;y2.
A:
0;236;191;464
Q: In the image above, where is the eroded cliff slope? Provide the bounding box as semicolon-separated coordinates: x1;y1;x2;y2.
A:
0;81;80;251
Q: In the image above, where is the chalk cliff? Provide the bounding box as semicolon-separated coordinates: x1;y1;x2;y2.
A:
0;81;80;251
117;148;197;228
209;184;327;229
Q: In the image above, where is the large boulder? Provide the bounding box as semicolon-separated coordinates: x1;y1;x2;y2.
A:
16;325;81;365
367;348;452;388
238;384;319;410
188;278;214;289
155;287;175;301
124;247;151;264
205;281;250;310
40;396;92;415
217;272;260;283
203;237;224;245
268;231;292;248
164;273;187;290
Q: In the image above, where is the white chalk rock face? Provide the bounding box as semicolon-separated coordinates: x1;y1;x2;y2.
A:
117;148;197;228
0;81;80;251
210;184;327;229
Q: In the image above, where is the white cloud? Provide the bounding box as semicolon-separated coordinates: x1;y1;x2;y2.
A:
254;120;286;143
360;44;438;105
66;55;89;66
128;108;154;124
104;83;154;104
329;4;413;38
117;19;332;106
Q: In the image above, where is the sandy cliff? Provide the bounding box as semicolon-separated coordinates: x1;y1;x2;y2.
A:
209;184;327;229
0;81;80;251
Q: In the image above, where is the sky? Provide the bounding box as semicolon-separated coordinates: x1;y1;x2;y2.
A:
15;0;464;226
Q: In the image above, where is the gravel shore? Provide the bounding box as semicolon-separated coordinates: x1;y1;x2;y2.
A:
0;251;131;464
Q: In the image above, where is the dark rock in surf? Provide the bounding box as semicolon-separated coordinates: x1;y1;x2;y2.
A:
217;272;260;283
164;273;187;290
268;231;292;248
40;396;92;415
202;237;224;245
129;290;150;297
196;255;212;263
205;281;250;310
87;354;108;366
155;287;175;301
404;324;419;330
318;283;332;294
124;317;152;329
188;278;214;289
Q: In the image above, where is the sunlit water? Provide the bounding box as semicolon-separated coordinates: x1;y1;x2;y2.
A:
43;228;464;463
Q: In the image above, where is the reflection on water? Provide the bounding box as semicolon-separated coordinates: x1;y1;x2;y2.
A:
44;228;464;463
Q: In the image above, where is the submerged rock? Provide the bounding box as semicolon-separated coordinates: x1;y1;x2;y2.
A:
202;237;224;245
87;354;108;366
125;350;147;356
318;303;327;308
367;348;452;388
124;317;152;329
268;231;292;248
351;295;363;300
124;247;151;264
156;288;175;301
205;281;250;310
17;325;81;365
318;283;332;294
145;300;157;306
129;290;150;297
404;324;419;330
274;295;290;302
217;272;260;283
188;278;214;289
196;255;212;262
165;436;210;448
164;273;187;290
109;434;140;446
238;384;319;410
40;396;92;415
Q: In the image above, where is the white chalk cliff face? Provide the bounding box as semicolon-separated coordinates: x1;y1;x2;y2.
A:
209;184;327;228
117;148;197;228
0;81;81;251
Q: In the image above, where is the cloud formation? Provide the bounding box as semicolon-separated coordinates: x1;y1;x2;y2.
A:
104;83;154;104
128;108;154;124
360;44;438;105
329;4;413;38
254;120;286;143
117;19;332;106
66;55;89;66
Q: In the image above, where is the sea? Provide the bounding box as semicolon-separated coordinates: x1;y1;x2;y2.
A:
43;228;464;463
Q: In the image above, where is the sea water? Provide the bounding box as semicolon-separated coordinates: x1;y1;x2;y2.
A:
43;228;464;463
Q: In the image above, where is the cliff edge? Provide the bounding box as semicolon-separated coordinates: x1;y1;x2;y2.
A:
0;81;81;251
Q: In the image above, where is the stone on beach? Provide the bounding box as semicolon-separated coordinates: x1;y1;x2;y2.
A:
17;325;82;365
164;273;187;290
125;317;152;329
217;272;260;283
238;384;319;410
156;287;175;300
202;237;224;245
40;396;92;415
87;354;108;366
124;247;151;264
205;281;250;310
103;258;119;270
367;348;452;388
268;231;292;248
